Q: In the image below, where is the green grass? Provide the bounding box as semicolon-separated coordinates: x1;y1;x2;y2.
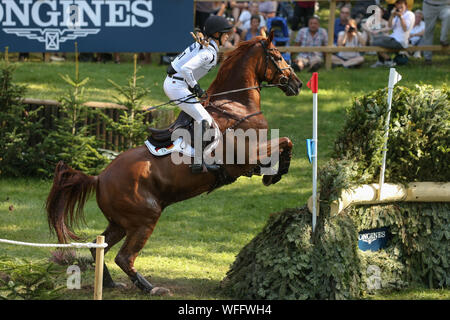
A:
0;52;449;300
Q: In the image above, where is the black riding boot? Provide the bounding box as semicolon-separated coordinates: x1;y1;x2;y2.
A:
191;120;220;174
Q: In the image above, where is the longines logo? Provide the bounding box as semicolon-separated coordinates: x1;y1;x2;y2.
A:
0;0;154;50
358;231;386;245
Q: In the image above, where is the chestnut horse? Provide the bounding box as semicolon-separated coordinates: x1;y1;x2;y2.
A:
46;33;302;294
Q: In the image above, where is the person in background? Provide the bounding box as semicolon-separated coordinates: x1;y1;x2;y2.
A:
361;6;390;45
229;1;248;22
409;9;425;58
351;0;376;25
223;17;241;49
421;0;449;65
292;15;328;72
370;0;415;68
291;1;316;31
332;19;366;68
241;15;267;41
195;1;217;30
258;1;278;20
237;2;266;31
385;0;414;19
334;5;351;44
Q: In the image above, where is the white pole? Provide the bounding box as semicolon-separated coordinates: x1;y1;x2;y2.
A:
312;92;318;232
378;68;401;200
307;72;319;233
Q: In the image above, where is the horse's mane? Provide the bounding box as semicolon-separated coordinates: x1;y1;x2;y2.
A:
208;36;266;95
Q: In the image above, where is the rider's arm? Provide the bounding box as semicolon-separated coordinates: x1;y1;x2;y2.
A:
179;50;213;88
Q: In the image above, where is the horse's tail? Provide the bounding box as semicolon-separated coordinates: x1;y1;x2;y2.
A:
46;160;98;243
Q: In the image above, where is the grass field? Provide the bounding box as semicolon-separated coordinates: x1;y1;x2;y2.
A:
0;51;449;300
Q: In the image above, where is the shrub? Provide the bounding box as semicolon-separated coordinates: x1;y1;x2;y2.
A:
105;58;151;149
222;84;450;299
39;72;110;176
0;255;64;300
0;62;45;177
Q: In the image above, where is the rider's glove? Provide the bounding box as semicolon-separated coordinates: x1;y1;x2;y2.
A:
192;84;205;98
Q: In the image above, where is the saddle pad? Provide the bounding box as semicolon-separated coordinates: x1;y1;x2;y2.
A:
145;137;195;157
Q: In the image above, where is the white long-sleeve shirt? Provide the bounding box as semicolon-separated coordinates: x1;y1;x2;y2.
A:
170;40;219;88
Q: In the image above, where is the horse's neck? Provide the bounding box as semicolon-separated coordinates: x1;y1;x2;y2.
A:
209;58;261;112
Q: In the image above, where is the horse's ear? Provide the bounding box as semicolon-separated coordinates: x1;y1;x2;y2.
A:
267;29;274;44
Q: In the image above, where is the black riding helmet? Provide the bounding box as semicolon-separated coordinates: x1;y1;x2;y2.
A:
204;15;232;41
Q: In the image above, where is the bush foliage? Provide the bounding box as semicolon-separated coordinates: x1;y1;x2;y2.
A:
222;85;449;299
0;60;152;178
0;255;64;300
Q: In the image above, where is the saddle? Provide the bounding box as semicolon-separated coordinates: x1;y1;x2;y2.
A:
147;111;194;148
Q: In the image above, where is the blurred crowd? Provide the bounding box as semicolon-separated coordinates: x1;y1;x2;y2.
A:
17;0;449;71
195;0;448;71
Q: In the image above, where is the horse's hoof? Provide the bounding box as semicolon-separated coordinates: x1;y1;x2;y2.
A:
104;281;127;289
113;282;127;289
263;174;282;186
150;287;171;296
262;175;272;186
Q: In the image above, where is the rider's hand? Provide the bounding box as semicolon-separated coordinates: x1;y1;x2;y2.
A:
192;84;205;98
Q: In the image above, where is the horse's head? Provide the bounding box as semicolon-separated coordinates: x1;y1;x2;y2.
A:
257;31;302;96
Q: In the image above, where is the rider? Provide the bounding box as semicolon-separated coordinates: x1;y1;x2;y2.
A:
164;15;232;174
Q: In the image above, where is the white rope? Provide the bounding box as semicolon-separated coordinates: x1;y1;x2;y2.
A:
0;239;108;249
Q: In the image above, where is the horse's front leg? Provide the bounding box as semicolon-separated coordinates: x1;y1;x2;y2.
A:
251;136;293;186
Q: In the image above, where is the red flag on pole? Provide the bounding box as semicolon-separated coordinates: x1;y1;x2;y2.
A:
307;72;318;93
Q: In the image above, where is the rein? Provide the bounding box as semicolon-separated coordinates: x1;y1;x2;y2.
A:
207;102;263;133
146;82;283;112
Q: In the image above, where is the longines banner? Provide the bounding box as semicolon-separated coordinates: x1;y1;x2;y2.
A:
0;0;194;52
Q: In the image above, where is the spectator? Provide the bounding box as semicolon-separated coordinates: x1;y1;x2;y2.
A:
409;10;425;45
291;1;316;31
421;0;449;65
371;0;415;68
195;1;217;31
385;0;414;18
334;5;351;44
361;6;390;45
277;1;295;22
223;17;241;49
229;1;249;22
215;1;228;17
292;16;328;72
332;19;366;68
237;2;266;31
259;1;278;20
241;15;267;41
351;0;376;25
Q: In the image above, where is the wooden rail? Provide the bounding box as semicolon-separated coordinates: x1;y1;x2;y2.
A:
22;98;176;152
270;45;449;53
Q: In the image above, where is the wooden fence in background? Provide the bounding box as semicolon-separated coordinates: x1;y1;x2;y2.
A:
23;99;176;152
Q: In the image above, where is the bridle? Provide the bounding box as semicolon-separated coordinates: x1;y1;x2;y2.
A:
259;40;293;87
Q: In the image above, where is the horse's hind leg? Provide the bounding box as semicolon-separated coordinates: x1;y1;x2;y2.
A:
90;222;126;288
114;214;164;294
